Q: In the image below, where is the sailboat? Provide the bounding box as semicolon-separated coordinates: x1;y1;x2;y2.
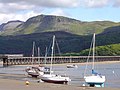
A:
25;42;47;77
67;56;78;68
84;33;105;87
40;35;71;84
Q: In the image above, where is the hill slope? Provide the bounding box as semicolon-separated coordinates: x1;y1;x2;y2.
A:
0;20;23;35
74;43;120;56
0;15;120;36
0;15;120;56
0;29;120;56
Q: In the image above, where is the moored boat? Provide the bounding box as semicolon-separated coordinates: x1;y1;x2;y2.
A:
40;35;71;84
67;64;78;68
25;65;48;77
84;33;105;87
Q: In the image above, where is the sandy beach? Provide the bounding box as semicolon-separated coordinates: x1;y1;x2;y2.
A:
0;77;119;90
0;61;120;90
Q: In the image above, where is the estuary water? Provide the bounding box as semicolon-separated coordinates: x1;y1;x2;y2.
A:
0;62;120;88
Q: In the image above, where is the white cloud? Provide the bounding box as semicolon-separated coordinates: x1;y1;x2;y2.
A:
0;11;41;24
0;0;120;24
49;9;67;16
0;0;79;8
82;0;120;8
0;0;79;24
82;0;109;8
113;0;120;7
0;3;35;14
27;0;79;8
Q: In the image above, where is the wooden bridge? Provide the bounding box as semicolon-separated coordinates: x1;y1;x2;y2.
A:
0;54;120;66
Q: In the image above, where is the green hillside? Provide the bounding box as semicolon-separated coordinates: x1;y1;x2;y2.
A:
69;43;120;56
0;15;120;56
0;15;120;36
14;15;120;35
0;29;120;56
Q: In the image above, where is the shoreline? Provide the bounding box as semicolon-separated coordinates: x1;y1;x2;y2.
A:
1;60;120;67
14;60;120;67
0;61;120;90
0;76;119;90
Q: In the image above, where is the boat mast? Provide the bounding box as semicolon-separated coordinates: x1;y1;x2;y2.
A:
92;33;95;70
32;41;35;65
44;47;47;65
50;35;55;74
38;47;40;65
70;55;72;63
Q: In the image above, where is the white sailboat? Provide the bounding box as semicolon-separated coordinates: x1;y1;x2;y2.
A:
25;42;46;77
25;42;40;77
67;56;78;68
84;33;105;87
40;35;71;84
67;64;78;68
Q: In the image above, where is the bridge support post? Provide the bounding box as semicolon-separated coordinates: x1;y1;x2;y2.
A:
3;57;9;67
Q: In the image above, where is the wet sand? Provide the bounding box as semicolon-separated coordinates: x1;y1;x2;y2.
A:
0;78;119;90
0;73;119;90
0;61;120;90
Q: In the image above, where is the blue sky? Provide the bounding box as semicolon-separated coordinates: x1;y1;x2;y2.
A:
0;0;120;24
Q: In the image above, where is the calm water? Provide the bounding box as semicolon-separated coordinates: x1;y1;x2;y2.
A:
0;62;120;88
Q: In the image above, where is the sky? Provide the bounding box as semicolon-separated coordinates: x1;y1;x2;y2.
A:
0;0;120;24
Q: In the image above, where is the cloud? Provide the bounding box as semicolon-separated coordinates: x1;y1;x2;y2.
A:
28;0;79;8
113;0;120;7
82;0;109;8
0;0;79;17
0;0;120;24
82;0;120;8
0;0;120;13
0;11;41;24
0;0;119;14
0;3;35;14
49;9;68;16
0;0;79;24
0;0;79;8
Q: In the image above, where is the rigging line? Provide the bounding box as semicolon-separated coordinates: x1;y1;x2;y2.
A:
92;33;95;70
56;39;61;56
50;35;55;74
94;36;98;69
38;47;44;56
84;35;93;76
47;40;52;56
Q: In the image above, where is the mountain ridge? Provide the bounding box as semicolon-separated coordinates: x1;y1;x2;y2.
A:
0;15;120;56
0;14;120;36
0;20;24;35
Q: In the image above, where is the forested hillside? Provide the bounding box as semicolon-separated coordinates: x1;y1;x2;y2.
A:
0;15;120;56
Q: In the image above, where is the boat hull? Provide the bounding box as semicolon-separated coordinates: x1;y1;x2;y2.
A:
25;66;45;78
84;75;105;83
25;69;40;77
84;75;105;87
40;74;70;84
41;79;68;84
27;72;39;77
67;65;78;68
